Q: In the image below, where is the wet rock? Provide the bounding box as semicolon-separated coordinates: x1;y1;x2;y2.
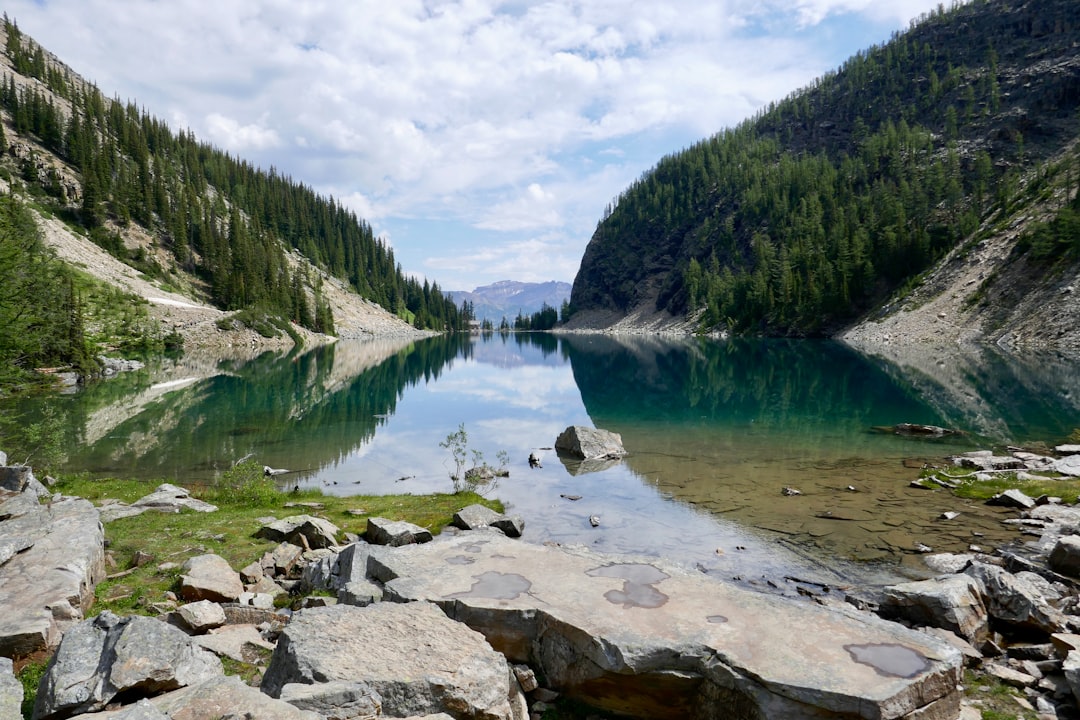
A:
965;562;1069;636
262;602;520;720
0;493;104;657
180;554;243;603
365;517;433;546
256;514;340;549
0;657;22;720
554;425;627;460
781;486;802;496
1049;536;1080;578
33;612;222;720
279;680;382;719
879;575;989;645
173;600;226;634
987;489;1037;510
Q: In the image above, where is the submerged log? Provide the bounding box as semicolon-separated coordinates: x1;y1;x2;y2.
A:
872;423;963;437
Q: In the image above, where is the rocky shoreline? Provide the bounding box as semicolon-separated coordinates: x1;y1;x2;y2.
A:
4;440;1080;719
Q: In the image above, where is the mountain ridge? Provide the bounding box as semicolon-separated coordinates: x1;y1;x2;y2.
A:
448;280;571;324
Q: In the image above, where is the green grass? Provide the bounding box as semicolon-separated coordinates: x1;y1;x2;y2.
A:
924;468;1080;503
54;462;503;618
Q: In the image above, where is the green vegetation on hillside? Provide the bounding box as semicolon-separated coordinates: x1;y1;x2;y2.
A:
570;0;1080;335
0;15;469;334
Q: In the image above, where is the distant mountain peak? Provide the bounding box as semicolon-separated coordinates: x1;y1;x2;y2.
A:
449;280;571;322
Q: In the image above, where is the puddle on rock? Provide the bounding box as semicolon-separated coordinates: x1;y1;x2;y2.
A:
586;563;670;609
445;571;532;601
706;615;728;624
844;643;930;678
445;555;475;565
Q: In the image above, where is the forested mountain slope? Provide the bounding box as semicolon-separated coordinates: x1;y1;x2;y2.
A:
0;16;466;384
567;0;1080;344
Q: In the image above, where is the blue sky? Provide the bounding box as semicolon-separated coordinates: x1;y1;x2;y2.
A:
5;0;946;291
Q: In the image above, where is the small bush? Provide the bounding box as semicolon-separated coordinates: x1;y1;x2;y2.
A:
207;461;279;507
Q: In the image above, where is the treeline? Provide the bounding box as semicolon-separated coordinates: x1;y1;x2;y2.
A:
0;196;94;388
572;0;1080;334
0;16;467;333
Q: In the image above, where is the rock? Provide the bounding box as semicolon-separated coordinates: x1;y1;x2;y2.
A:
491;514;525;538
179;554;243;603
987;489;1037;510
256;515;340;549
373;532;962;720
1054;455;1080;477
237;591;276;609
267;541;305;577
956;454;1024;471
554;425;627;460
921;627;983;667
338;579;383;607
0;494;105;657
0;657;22;720
220;604;284;627
247;574;286;597
173;600;227;635
453;504;502;530
781;486;802;496
1053;633;1080;656
76;675;320;720
1049;536;1080;578
1055;445;1080;455
924;553;975;575
132;484;218;514
940;511;960;521
33;612;223;720
879;575;989;646
512;664;538;693
239;560;263;583
1063;651;1080;707
279;680;382;720
985;662;1038;688
965;562;1068;636
365;517;433;546
193;624;275;663
0;464;35;493
262;603;520;720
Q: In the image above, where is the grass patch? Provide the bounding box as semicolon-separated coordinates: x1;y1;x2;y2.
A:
925;468;1080;503
54;462;502;618
18;659;48;718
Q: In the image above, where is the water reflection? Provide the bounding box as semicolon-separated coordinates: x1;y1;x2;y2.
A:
7;333;1080;590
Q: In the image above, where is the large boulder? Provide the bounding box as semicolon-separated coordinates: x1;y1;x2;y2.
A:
1049;536;1080;577
32;611;222;720
179;554;243;603
374;532;962;720
132;484;218;514
0;657;22;720
255;515;340;549
261;602;522;720
73;675;320;719
554;426;627;460
878;575;989;646
365;517;433;547
964;562;1069;636
0;492;105;657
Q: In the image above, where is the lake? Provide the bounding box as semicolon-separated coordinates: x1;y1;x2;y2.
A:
8;333;1080;594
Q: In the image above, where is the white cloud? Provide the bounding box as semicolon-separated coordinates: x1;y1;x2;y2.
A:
204;113;281;151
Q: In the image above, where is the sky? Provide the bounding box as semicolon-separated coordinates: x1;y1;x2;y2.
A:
5;0;947;292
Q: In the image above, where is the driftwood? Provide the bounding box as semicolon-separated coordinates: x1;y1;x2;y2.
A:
872;423;964;437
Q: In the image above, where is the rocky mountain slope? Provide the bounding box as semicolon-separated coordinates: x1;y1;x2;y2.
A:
565;0;1080;349
448;280;571;324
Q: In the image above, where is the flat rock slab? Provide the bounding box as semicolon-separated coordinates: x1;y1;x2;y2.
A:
0;495;105;657
376;534;962;720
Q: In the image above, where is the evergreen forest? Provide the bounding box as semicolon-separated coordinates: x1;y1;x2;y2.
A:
570;0;1080;334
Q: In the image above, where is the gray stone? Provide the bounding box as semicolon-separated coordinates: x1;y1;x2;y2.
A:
365;517;433;546
0;495;104;657
453;504;502;530
75;675;320;719
262;603;518;720
987;489;1037;509
879;575;989;646
179;554;243;603
246;574;286;597
491;515;525;538
1056;445;1080;455
984;662;1037;688
554;425;627;460
0;657;22;720
237;591;275;609
174;600;226;634
923;553;974;575
373;532;962;720
256;514;340;549
98;504;147;523
279;680;382;720
267;542;304;577
131;484;218;514
338;579;383;607
0;464;34;492
239;560;263;583
0;451;6;466
193;624;274;663
1054;455;1080;477
1064;651;1080;707
33;612;222;720
965;562;1069;636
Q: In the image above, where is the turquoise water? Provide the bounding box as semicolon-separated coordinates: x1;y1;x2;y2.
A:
7;334;1079;588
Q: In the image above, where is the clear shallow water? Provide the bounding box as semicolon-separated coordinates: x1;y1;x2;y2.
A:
8;333;1080;591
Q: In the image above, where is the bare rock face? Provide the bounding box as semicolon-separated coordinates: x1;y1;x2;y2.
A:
172;600;226;635
554;425;627;460
261;602;522;720
0;657;22;720
32;612;223;720
279;680;382;719
365;517;433;547
179;554;243;603
879;575;990;646
0;489;105;657
964;562;1068;636
1049;536;1080;578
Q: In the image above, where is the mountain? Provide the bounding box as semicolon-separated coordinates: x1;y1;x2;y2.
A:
0;15;467;386
448;280;571;324
566;0;1080;349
